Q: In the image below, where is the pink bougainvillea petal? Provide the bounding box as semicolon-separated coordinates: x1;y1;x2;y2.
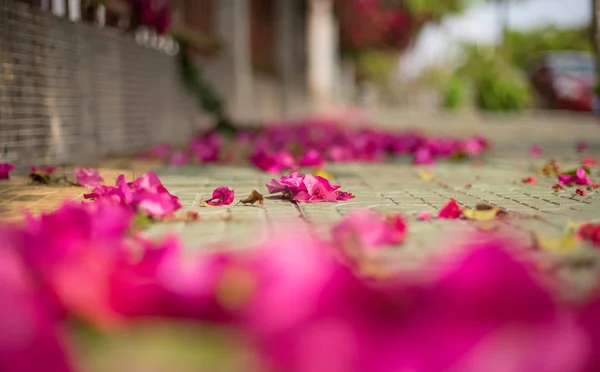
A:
83;172;180;218
558;168;594;186
74;168;104;188
299;149;325;168
204;187;235;207
530;145;542;158
267;172;351;203
0;163;16;180
576;140;589;153
333;209;407;250
417;211;432;221
336;191;355;201
582;157;598;167
439;199;462;219
169;152;189;166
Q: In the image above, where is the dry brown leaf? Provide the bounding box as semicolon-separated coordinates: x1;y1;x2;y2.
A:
539;159;560;177
238;190;264;206
30;171;54;185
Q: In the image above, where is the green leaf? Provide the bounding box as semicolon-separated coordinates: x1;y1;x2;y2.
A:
563;167;591;176
133;214;154;230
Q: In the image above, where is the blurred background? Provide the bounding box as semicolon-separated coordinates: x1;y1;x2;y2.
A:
1;0;599;166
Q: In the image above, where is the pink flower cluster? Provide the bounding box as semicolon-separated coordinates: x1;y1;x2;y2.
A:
244;122;488;170
3;204;600;371
84;172;181;218
0;163;15;179
558;168;595;187
74;168;104;188
267;172;355;202
137;131;223;166
137;123;489;172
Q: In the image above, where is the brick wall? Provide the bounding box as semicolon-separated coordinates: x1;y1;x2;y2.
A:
0;0;205;166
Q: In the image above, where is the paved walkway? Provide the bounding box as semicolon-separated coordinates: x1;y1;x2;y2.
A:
0;158;158;221
2;113;599;260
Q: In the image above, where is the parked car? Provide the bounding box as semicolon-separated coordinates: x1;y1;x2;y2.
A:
529;51;596;112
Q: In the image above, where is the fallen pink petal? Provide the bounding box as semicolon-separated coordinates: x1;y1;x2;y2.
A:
439;199;463;219
417;211;432;221
558;168;594;186
299;149;325;168
0;163;16;179
335;190;355;201
530;145;542;158
333;209;407;249
204;186;235;206
84;172;181;218
576;140;589;153
74;168;104;188
169;152;189;166
582;157;598;167
579;223;600;247
266;171;352;203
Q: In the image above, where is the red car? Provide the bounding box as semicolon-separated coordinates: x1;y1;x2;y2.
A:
529;52;596;112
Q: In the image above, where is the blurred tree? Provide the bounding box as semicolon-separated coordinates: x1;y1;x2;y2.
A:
455;43;532;111
503;25;592;69
335;0;475;56
335;0;476;96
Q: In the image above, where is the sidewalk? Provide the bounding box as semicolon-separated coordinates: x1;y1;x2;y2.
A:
0;158;158;222
2;113;599;252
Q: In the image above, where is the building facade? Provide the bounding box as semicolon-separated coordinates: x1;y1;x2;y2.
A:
174;0;353;123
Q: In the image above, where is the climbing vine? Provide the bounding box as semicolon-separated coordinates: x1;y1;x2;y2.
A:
175;37;237;136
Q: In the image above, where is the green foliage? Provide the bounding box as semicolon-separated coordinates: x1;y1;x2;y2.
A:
457;44;532;111
442;75;468;110
174;36;237;136
357;51;398;84
403;0;476;19
504;25;593;70
475;68;531;111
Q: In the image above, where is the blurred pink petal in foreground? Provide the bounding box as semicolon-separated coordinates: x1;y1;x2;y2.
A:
74;168;104;188
0;163;15;179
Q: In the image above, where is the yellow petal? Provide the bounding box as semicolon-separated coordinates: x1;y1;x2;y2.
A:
418;171;435;181
203;202;215;208
314;169;335;180
535;227;578;254
463;207;500;221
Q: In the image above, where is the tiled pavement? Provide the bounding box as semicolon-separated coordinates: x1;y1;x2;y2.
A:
1;113;599;259
0;158;158;222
